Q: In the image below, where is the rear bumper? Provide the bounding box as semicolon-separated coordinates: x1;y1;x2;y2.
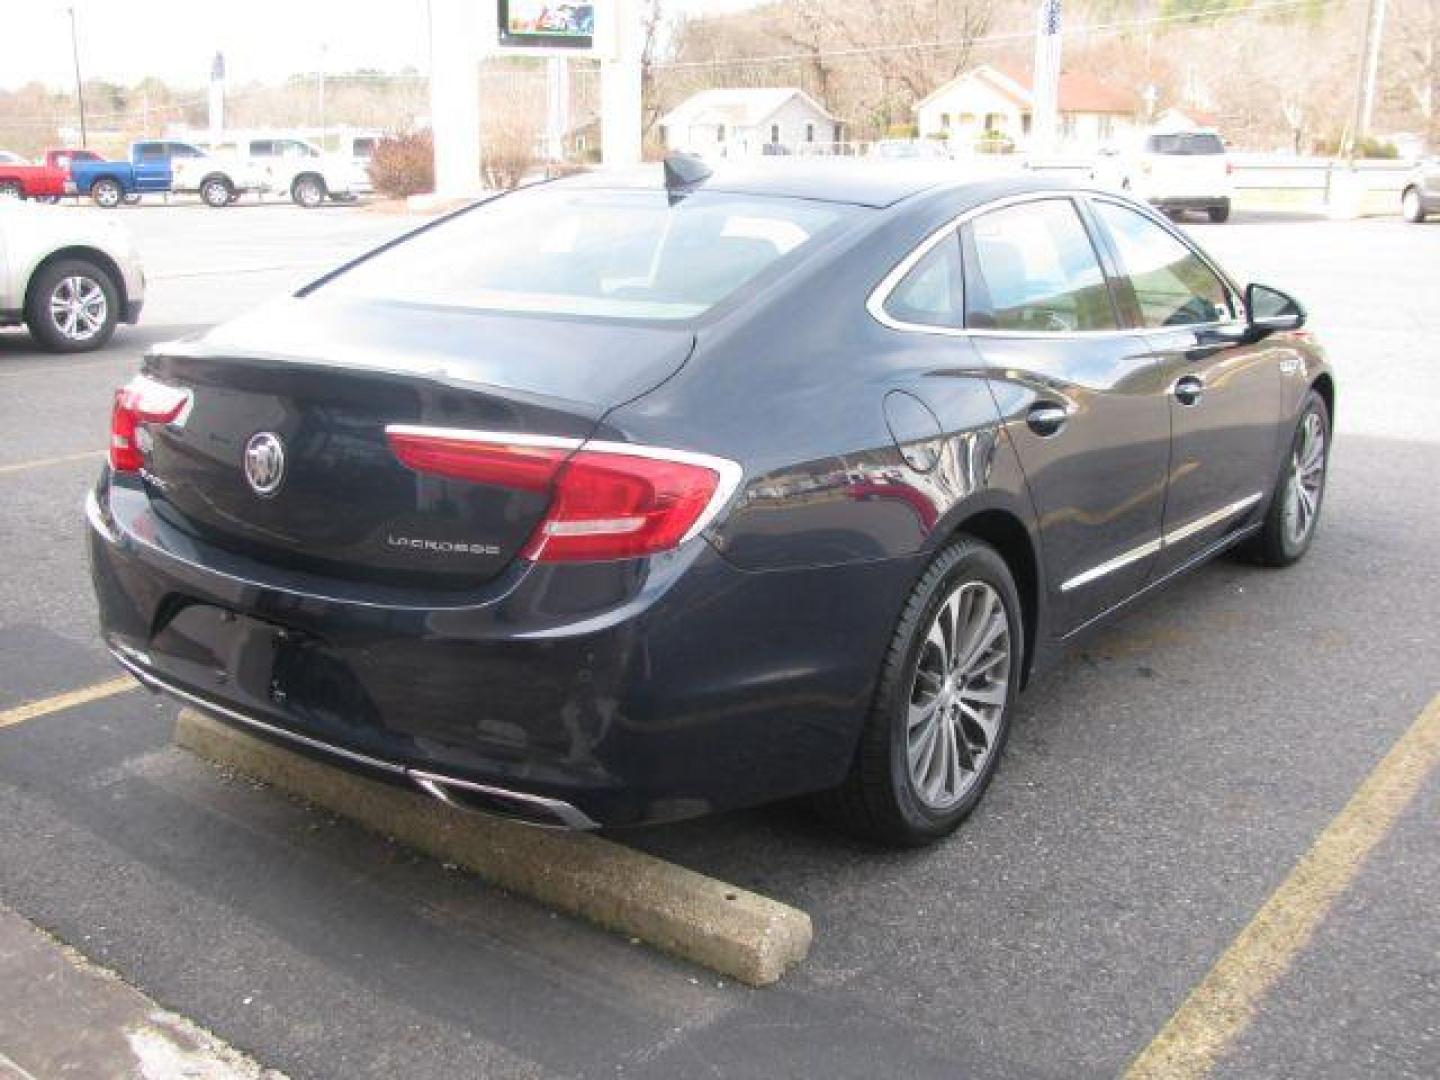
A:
88;474;915;827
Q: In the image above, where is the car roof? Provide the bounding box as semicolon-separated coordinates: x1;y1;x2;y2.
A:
555;159;1075;209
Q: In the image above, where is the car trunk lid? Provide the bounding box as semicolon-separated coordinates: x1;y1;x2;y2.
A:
136;296;695;587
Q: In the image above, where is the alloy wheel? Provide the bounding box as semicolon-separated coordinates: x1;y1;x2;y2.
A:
49;275;108;342
906;580;1012;810
1283;411;1325;547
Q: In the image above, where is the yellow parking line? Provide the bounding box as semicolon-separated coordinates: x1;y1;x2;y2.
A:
1126;693;1440;1079
0;451;102;476
0;677;138;731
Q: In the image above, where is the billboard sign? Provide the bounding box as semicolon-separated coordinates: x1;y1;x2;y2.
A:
497;2;597;51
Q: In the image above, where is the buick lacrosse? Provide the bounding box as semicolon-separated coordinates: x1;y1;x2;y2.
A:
89;159;1333;844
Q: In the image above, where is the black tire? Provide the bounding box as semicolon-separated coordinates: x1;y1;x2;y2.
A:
90;177;123;208
23;258;120;353
1402;186;1427;223
0;180;23;200
1207;200;1231;223
200;176;233;208
292;174;326;208
815;537;1024;846
1239;390;1330;567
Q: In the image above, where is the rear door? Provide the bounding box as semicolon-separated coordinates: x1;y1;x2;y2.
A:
962;195;1172;633
1087;197;1281;575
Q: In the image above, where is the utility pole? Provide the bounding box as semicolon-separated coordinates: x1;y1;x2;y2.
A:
1347;0;1389;156
1030;0;1062;157
67;6;88;148
317;43;328;144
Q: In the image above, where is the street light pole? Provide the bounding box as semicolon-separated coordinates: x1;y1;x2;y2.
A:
67;5;88;148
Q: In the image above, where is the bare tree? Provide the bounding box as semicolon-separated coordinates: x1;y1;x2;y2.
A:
1389;0;1440;145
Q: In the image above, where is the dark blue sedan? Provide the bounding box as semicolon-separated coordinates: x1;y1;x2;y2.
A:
88;158;1334;844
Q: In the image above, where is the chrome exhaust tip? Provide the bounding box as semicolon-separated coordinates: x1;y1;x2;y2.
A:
409;770;599;831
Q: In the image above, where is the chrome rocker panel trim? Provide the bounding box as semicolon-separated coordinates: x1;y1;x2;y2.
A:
1060;492;1264;593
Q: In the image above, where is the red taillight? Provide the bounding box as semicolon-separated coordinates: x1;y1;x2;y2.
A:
385;426;736;562
109;375;191;473
525;449;722;561
386;429;568;491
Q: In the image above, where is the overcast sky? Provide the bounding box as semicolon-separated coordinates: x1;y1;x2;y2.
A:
3;1;760;91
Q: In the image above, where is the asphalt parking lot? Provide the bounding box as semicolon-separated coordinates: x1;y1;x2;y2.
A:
1;199;1437;1078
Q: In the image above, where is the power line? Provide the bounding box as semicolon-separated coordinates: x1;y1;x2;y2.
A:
653;0;1351;72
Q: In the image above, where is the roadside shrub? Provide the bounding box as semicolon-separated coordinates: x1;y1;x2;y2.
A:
481;108;541;190
369;129;434;198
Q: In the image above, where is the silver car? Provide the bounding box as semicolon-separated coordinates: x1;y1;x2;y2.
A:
1401;158;1440;223
0;199;145;352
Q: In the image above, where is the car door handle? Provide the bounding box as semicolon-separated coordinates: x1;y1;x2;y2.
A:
1026;402;1069;437
1173;375;1205;406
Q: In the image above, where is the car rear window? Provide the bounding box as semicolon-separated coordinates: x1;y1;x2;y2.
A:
318;187;861;321
1145;132;1225;155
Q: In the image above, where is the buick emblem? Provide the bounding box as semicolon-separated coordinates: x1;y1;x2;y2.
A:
243;432;286;496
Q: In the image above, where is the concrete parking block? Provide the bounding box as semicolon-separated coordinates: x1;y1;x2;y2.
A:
174;708;813;987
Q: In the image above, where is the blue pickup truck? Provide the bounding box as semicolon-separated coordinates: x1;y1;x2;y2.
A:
68;141;205;207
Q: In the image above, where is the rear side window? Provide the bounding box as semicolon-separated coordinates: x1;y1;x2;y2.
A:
1092;202;1232;327
320;187;861;321
137;143;164;161
1145;132;1225;155
962;199;1117;332
884;236;964;328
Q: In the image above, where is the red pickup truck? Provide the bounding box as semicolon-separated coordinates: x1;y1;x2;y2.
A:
0;149;103;201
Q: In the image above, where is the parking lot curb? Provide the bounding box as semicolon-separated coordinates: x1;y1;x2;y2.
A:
174;708;812;987
0;902;284;1079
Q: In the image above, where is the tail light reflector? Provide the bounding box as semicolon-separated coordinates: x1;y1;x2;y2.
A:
385;426;739;562
110;375;191;472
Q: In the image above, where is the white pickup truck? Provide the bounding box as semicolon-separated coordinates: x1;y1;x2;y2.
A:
173;135;371;208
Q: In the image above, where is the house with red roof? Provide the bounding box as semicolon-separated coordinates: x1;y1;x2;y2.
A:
915;64;1139;153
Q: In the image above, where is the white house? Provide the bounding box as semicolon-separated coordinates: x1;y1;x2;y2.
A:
915;64;1138;154
657;88;842;158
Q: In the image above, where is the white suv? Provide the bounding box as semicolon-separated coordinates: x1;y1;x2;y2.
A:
174;136;368;208
1099;129;1234;223
0;199;145;352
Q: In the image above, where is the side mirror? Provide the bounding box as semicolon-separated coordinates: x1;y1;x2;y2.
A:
1245;283;1306;338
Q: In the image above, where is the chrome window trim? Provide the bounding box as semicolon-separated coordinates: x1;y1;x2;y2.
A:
866;187;1244;340
383;425;744;545
1060;491;1263;592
